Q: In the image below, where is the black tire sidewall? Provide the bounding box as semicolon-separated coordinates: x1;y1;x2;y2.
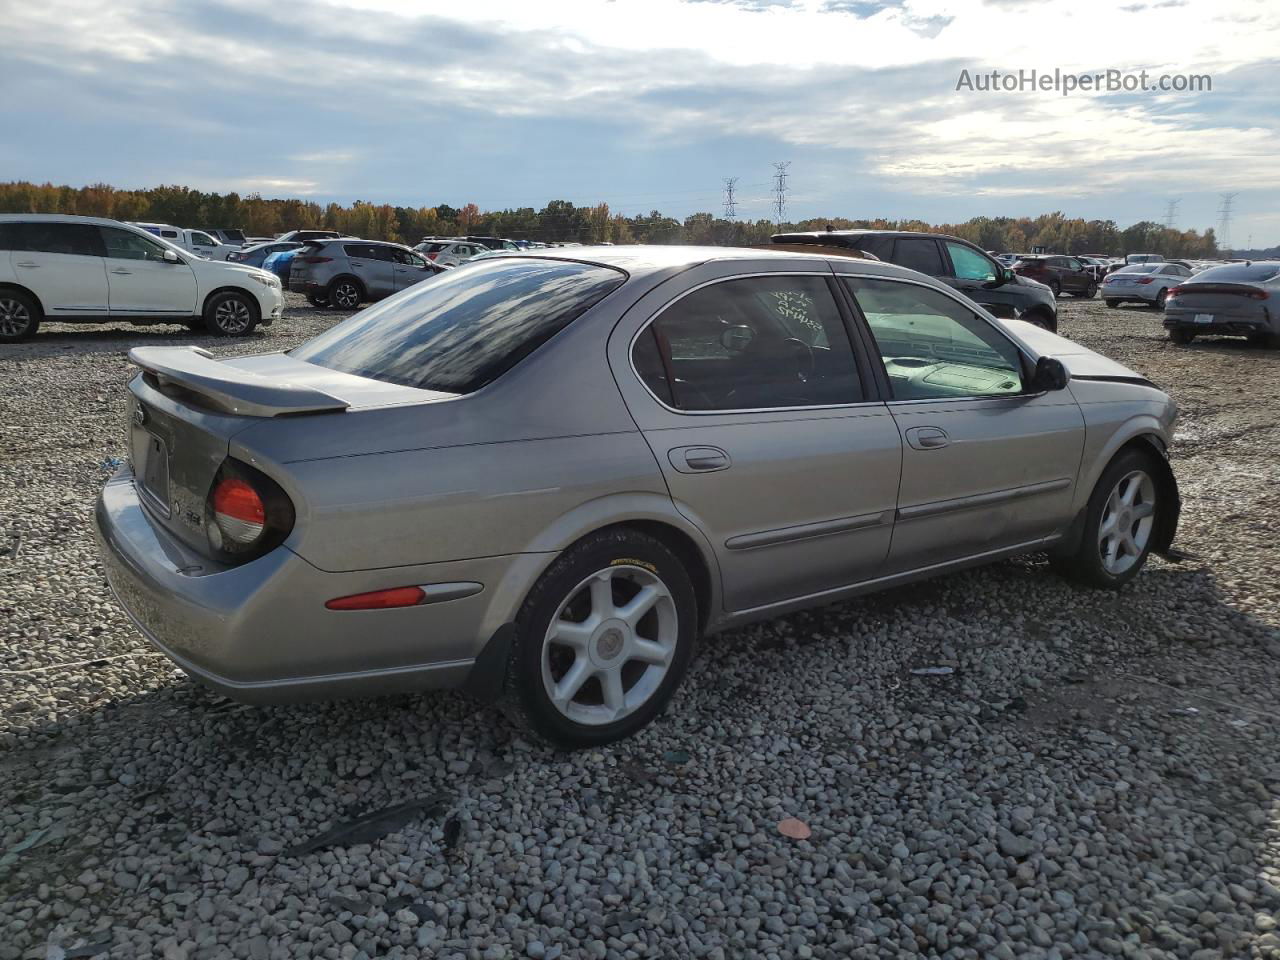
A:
0;290;41;341
1070;449;1161;589
204;291;259;336
508;530;698;748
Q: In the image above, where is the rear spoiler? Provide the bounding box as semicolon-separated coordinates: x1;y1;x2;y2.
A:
128;346;350;417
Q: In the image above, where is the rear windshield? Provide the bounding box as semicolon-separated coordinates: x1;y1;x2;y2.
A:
1116;264;1161;274
290;259;626;393
417;242;448;253
1190;263;1280;284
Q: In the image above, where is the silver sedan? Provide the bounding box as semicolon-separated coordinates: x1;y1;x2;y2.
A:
1102;262;1193;309
96;247;1181;746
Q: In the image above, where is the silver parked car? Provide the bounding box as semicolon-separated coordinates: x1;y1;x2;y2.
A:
95;247;1181;747
1163;260;1280;347
289;239;445;309
1102;262;1192;309
413;239;487;268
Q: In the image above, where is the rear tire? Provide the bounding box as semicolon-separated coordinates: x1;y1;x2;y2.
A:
0;289;41;342
1169;328;1195;345
1023;310;1056;332
504;528;698;748
1105;299;1120;308
1154;288;1168;310
1248;331;1280;349
204;291;259;336
1050;448;1162;590
306;292;329;309
1050;279;1062;298
1081;282;1097;299
326;277;363;311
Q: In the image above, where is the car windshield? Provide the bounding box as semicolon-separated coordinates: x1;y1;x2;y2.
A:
290;259;626;393
1116;265;1161;274
1190;263;1280;284
417;242;448;253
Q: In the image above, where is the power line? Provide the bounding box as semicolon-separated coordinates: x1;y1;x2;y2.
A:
772;162;791;226
1162;198;1180;229
1217;193;1238;251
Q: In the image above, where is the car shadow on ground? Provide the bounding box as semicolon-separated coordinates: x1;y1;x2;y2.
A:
2;556;1277;957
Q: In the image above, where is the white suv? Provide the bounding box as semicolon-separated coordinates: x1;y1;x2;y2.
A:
413;239;486;268
0;215;283;341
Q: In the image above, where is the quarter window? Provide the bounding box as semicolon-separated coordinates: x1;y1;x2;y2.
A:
845;277;1024;400
190;232;217;247
634;276;863;411
945;242;998;282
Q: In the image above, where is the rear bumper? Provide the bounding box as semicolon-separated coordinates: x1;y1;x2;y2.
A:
1102;285;1159;302
93;469;508;703
1163;306;1273;336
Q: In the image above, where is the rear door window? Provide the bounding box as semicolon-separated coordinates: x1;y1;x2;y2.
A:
344;244;378;259
633;276;863;410
19;222;106;257
852;236;893;261
892;237;945;276
291;259;625;393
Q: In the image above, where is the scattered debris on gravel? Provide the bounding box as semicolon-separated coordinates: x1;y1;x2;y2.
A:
2;294;1278;959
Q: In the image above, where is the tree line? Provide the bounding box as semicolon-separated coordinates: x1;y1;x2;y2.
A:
0;180;1222;258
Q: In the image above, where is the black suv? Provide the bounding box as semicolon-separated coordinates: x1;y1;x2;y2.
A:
772;230;1058;331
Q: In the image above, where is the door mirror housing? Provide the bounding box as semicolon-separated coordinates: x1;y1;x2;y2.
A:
1030;356;1070;392
720;325;754;353
984;266;1015;289
162;249;180;264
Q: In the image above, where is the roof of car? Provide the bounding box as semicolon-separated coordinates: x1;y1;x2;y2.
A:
0;213;158;228
461;244;934;281
772;229;971;245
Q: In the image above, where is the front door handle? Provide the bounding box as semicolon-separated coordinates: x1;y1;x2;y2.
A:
905;426;949;450
15;261;39;268
110;268;132;275
669;446;731;473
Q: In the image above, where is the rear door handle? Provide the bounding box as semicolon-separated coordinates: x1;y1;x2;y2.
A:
110;268;132;275
905;426;949;450
669;446;731;473
15;261;39;268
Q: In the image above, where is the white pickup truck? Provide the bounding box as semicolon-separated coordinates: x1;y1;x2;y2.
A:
130;222;238;261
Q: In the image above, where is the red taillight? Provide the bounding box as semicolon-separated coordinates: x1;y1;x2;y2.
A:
1137;277;1154;284
227;252;241;261
300;256;333;264
427;252;438;260
326;586;426;611
212;475;266;545
1168;286;1183;297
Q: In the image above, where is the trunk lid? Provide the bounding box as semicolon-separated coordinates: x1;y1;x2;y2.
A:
125;347;450;556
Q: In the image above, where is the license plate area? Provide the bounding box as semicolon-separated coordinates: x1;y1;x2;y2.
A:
1194;313;1214;324
139;433;172;516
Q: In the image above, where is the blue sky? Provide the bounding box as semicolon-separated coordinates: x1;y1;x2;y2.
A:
4;0;1279;245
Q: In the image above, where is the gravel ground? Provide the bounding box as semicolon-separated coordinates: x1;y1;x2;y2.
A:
1;293;1278;960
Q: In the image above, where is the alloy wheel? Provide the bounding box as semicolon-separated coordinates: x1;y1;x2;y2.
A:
214;298;252;334
0;297;32;338
540;564;678;726
334;283;360;309
1098;470;1156;576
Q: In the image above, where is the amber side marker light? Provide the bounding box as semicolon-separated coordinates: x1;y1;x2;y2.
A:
325;586;427;611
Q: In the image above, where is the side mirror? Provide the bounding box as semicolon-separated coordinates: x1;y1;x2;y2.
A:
1031;356;1070;392
984;267;1013;289
720;325;754;353
162;249;180;263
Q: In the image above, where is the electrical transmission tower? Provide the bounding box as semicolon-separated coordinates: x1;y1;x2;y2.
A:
1162;198;1180;229
1217;193;1238;251
722;177;739;219
772;162;791;225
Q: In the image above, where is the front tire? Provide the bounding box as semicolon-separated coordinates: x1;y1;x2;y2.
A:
1169;328;1195;345
1081;282;1097;299
1051;449;1161;589
1105;299;1120;308
1154;288;1168;310
326;278;363;311
1248;331;1280;349
0;289;41;342
204;291;259;336
505;529;698;748
1050;279;1062;298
